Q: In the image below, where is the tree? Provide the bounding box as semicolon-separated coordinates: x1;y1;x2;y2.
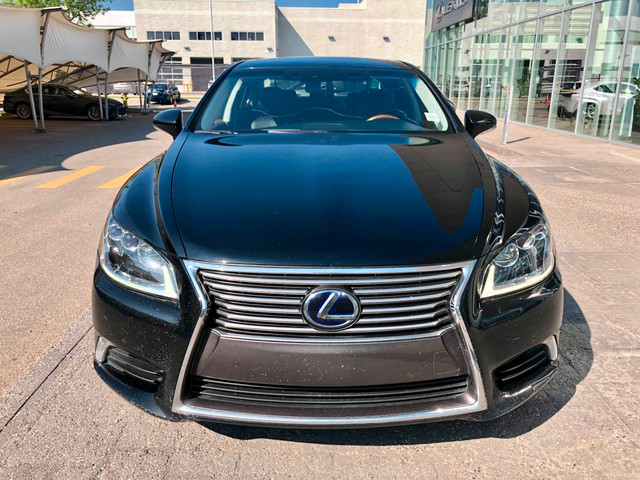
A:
1;1;112;26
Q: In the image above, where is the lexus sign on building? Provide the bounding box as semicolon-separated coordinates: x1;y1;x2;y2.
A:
432;0;475;31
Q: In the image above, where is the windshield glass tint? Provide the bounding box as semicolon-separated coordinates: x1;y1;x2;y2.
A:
195;67;450;133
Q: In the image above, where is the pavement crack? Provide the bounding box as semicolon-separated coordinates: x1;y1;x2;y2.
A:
0;324;93;434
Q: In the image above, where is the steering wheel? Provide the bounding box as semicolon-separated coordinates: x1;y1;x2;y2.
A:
366;114;400;122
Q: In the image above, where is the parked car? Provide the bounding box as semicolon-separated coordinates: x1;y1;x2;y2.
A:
557;81;638;120
92;57;562;428
3;84;126;121
146;82;180;104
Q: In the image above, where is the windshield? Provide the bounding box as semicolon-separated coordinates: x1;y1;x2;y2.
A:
195;66;450;133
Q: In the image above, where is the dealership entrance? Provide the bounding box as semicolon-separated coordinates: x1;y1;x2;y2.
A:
425;0;640;147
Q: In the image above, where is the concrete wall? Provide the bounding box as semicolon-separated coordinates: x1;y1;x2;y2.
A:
134;0;427;68
278;0;427;68
133;0;277;64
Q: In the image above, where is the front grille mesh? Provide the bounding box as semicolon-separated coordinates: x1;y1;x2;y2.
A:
198;266;462;337
188;375;469;408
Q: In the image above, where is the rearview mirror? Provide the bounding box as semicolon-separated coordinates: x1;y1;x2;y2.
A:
464;110;497;138
153;109;183;139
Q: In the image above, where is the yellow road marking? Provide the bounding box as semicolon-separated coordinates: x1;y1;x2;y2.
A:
36;165;106;189
0;165;6;169
0;166;56;187
98;166;143;189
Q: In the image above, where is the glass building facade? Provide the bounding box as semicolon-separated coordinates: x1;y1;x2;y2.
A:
424;0;640;147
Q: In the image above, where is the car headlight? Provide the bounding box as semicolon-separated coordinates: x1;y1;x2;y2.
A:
99;214;180;300
480;221;555;299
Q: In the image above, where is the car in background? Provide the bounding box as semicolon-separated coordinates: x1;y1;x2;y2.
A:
92;57;562;428
3;84;126;121
558;81;637;120
146;82;181;104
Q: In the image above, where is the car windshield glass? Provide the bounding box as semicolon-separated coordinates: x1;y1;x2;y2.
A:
154;84;168;89
73;89;89;95
195;66;450;133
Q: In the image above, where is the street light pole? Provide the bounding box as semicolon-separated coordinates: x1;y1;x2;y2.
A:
209;0;216;83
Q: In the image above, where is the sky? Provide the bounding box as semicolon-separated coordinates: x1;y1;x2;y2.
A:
107;0;361;10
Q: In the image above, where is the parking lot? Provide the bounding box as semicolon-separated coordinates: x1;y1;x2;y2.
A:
0;107;639;479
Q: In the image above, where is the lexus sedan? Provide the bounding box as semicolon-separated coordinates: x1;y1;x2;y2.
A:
3;84;126;121
92;57;562;428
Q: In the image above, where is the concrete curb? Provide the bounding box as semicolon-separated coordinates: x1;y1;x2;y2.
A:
0;308;93;432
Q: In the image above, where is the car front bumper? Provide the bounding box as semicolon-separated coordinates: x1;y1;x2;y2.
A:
92;259;563;428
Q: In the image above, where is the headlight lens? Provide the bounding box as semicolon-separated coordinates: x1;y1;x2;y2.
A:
99;215;180;300
480;221;555;298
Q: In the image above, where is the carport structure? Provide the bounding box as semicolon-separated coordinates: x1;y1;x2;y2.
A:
0;5;172;132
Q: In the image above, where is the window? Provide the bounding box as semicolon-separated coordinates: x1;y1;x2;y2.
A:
230;32;264;41
195;66;450;133
147;31;180;41
189;31;221;41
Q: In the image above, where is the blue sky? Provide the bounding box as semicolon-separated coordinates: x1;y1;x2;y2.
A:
107;0;361;10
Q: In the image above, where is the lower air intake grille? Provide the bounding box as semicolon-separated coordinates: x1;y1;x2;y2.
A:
494;345;550;391
104;347;162;392
197;265;463;338
188;375;469;408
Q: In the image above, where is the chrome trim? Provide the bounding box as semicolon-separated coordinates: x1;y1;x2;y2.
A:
172;260;488;426
95;336;114;363
543;334;559;362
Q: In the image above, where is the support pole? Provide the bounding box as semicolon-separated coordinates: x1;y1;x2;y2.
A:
209;0;216;83
137;69;142;112
103;73;109;120
95;68;104;120
23;61;39;133
501;84;514;145
37;68;45;133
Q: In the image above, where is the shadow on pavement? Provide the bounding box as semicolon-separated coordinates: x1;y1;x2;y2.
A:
201;290;592;445
0;105;194;180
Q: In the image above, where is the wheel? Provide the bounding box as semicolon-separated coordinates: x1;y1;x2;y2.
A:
175;92;181;102
15;103;32;120
87;104;101;121
584;103;596;121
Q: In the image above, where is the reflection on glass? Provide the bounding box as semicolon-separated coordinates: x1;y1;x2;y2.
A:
530;15;562;127
612;1;640;145
457;35;474;111
512;20;537;123
549;5;591;132
470;35;485;110
496;25;515;118
577;0;629;138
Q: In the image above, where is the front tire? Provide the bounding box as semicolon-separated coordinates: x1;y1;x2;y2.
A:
584;103;596;121
87;104;101;121
15;103;32;120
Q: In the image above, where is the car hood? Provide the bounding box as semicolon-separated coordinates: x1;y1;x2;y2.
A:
170;132;488;266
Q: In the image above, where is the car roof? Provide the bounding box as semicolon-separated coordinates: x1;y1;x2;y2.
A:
235;56;413;71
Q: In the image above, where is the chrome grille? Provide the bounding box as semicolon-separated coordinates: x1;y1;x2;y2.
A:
198;265;463;337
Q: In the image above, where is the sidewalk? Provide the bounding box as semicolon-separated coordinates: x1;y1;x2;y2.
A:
475;118;640;165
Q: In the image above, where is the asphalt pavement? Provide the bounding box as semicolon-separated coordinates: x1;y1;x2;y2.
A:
0;109;638;479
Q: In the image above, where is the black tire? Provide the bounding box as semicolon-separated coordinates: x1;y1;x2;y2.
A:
175;92;181;102
584;103;596;121
87;104;101;121
15;103;32;120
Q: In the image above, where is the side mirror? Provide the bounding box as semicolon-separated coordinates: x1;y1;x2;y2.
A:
66;93;76;98
153;109;183;139
464;110;497;138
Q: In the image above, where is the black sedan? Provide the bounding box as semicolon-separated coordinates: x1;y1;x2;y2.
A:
3;84;125;121
92;57;562;427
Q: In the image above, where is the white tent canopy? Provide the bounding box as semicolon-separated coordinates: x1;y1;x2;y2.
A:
0;5;172;130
